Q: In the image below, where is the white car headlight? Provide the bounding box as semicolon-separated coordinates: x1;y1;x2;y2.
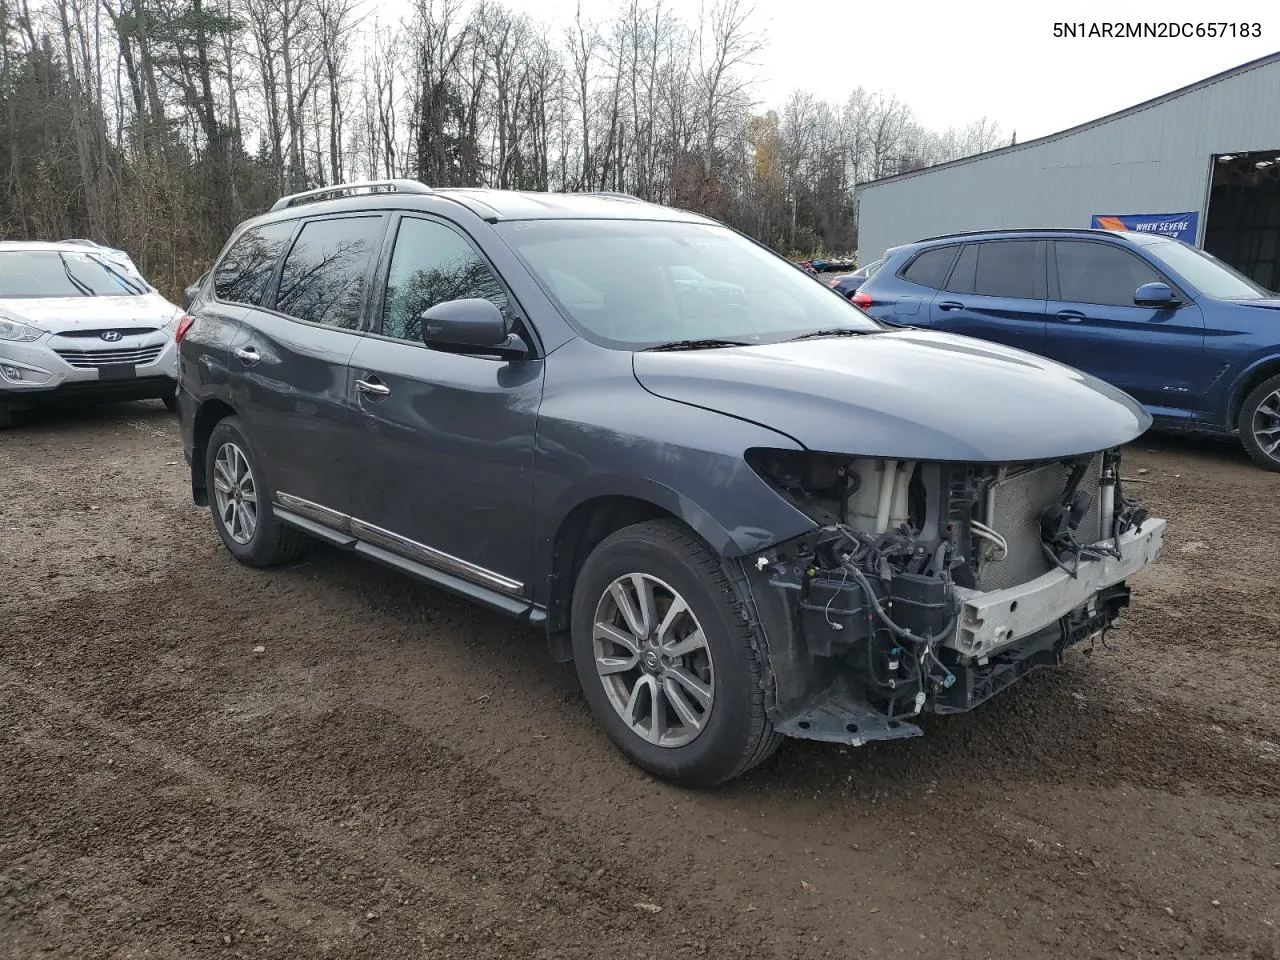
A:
0;317;42;342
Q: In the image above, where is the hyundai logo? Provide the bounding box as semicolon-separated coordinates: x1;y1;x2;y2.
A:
100;330;122;342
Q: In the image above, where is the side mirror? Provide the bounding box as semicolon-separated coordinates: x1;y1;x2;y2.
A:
1134;281;1179;308
183;272;207;311
420;298;527;357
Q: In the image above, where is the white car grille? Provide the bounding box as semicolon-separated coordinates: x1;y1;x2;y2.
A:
54;345;164;368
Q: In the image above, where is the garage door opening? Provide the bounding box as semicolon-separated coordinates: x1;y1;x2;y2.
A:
1204;150;1280;293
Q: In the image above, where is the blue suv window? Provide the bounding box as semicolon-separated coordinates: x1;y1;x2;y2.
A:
971;240;1040;299
1055;241;1162;307
900;246;958;289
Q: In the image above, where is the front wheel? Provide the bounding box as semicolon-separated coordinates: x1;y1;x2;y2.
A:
204;416;307;566
1239;374;1280;472
570;519;781;787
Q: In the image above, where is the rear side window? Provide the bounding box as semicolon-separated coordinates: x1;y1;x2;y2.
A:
945;244;978;293
1055;241;1163;307
274;216;384;329
900;247;957;289
380;217;508;342
972;241;1040;299
213;221;295;306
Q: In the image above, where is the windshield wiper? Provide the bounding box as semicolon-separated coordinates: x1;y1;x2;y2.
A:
645;338;754;352
86;253;146;295
58;253;97;297
785;327;873;342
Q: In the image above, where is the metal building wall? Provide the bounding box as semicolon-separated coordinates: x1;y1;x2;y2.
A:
854;55;1280;263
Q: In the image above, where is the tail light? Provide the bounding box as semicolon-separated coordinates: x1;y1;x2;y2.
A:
852;291;873;309
174;314;196;344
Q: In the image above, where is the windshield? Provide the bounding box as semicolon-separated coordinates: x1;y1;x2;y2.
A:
1143;241;1271;300
0;250;149;299
495;219;881;347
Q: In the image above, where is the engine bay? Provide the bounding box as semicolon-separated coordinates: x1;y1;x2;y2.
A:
744;447;1154;745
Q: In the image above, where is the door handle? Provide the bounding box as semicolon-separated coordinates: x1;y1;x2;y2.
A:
233;345;260;364
1055;310;1086;323
354;377;391;398
937;300;964;312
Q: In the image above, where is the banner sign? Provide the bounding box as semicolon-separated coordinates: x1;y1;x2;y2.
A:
1090;211;1199;243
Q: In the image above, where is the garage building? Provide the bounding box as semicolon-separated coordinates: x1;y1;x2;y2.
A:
854;53;1280;291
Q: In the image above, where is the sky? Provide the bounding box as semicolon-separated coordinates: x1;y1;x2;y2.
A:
378;0;1277;144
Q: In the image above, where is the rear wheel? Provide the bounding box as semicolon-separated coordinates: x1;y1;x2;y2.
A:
570;519;781;787
1239;374;1280;472
205;416;306;566
162;390;178;413
0;400;13;429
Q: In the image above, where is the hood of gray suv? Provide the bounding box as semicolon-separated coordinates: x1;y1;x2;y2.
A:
632;329;1152;462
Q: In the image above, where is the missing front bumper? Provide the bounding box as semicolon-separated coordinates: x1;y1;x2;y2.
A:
948;518;1165;659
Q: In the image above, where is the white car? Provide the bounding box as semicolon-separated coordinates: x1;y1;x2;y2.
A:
0;240;185;427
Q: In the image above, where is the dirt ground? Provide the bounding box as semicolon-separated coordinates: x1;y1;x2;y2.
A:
2;402;1278;960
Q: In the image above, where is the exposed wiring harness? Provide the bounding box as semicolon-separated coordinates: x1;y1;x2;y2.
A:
816;524;960;701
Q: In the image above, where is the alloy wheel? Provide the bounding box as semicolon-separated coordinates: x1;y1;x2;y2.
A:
212;441;258;544
592;572;715;748
1252;388;1280;464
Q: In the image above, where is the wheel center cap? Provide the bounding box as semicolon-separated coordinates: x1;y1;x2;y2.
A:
642;650;662;674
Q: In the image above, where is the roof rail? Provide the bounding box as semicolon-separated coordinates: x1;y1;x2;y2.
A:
270;179;433;212
579;191;644;203
916;227;1111;243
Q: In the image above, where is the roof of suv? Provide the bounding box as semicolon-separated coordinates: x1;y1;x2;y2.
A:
251;181;716;227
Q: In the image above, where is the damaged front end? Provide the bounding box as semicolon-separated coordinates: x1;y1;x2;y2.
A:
741;448;1166;746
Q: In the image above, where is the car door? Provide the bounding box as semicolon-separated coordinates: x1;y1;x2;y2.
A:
228;213;388;522
1044;239;1208;412
926;240;1048;355
344;213;543;599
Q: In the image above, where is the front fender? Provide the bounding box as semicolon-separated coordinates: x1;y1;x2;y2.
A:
532;340;819;604
1227;352;1280;427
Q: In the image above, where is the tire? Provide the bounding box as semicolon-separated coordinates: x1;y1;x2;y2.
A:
1238;374;1280;472
162;391;178;413
204;415;307;566
0;400;13;430
570;519;781;787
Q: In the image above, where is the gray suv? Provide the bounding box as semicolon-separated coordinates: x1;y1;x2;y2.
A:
178;180;1165;786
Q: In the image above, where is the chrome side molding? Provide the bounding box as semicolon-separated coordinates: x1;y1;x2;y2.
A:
273;492;522;596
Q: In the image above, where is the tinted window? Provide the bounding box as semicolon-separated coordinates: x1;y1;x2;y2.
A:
945;244;978;293
901;247;957;289
1056;241;1162;307
274;217;383;328
213;221;295;305
381;218;508;342
973;241;1039;299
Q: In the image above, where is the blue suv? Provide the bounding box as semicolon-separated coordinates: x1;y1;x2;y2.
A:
854;229;1280;470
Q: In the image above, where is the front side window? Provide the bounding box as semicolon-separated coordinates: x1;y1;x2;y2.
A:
275;216;384;329
213;221;295;306
495;219;880;348
380;218;508;342
1143;239;1269;300
0;250;148;299
972;241;1040;299
1055;241;1162;307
